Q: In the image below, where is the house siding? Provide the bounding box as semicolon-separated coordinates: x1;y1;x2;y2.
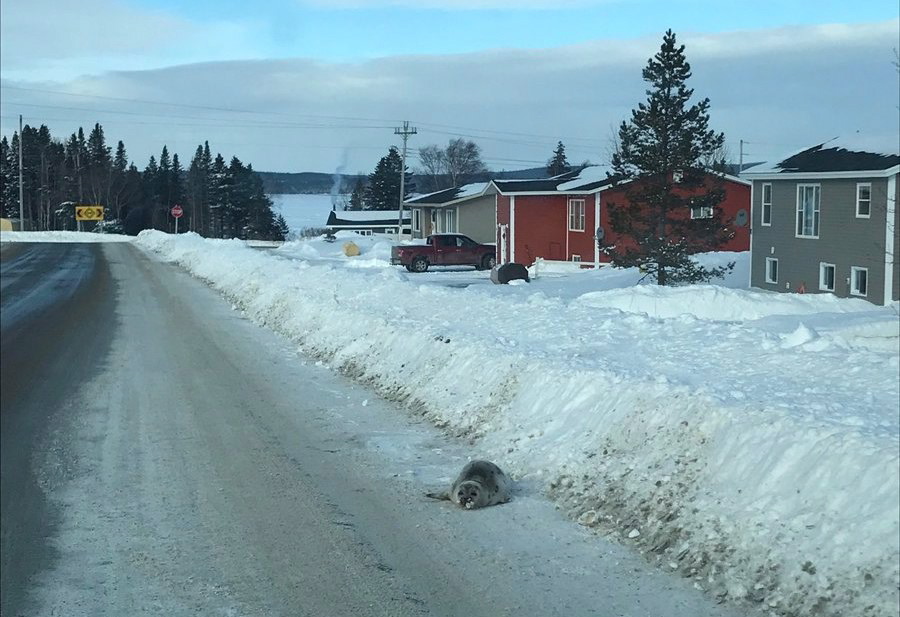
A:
750;177;891;304
512;194;596;266
599;176;750;260
455;194;496;244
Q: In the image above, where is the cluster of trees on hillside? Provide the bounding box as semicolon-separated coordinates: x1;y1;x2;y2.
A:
0;123;287;239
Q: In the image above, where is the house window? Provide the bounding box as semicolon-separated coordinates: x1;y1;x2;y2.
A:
819;262;835;291
850;266;868;296
568;199;585;231
796;184;820;238
412;209;421;232
761;183;772;226
356;229;373;236
765;257;778;284
690;205;713;219
856;183;871;218
443;209;456;233
571;254;582;262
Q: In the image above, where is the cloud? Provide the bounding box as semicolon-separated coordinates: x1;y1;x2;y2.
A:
1;20;897;174
0;0;265;81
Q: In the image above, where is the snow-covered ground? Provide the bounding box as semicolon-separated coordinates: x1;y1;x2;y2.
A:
269;193;341;235
5;229;898;617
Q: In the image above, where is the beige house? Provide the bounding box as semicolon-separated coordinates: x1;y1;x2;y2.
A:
403;182;495;245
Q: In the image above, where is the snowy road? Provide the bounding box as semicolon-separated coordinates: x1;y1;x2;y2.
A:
1;242;748;617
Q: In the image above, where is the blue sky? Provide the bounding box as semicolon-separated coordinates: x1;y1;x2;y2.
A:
137;0;898;61
0;0;897;173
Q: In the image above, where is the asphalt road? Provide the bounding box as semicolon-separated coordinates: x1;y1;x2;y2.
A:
0;241;748;617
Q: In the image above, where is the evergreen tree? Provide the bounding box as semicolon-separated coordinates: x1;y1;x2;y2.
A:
348;177;365;210
0;136;16;218
208;153;228;237
110;141;128;220
275;213;290;239
364;147;410;210
608;29;733;285
546;141;570;176
86;123;111;207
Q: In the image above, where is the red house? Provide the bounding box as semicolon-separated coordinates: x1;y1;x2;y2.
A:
489;167;750;267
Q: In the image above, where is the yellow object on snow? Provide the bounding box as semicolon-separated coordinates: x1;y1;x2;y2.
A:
342;241;360;257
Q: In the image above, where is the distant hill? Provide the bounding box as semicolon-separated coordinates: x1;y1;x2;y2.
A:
259;167;551;195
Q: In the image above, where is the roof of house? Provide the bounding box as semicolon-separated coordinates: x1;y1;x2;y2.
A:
490;165;746;195
490;167;622;194
745;139;900;176
404;182;490;206
326;210;410;227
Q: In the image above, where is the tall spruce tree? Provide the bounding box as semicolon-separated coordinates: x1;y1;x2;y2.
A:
546;141;570;176
608;29;733;285
364;147;410;211
0;136;15;218
348;177;365;210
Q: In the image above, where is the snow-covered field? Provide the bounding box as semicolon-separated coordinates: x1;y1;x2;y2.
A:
4;230;898;617
269;193;341;235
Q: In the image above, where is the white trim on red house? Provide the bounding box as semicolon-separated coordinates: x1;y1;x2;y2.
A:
885;173;897;304
510;196;516;264
748;180;755;288
593;192;601;269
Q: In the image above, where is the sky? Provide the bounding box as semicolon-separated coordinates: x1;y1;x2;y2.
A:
1;0;898;175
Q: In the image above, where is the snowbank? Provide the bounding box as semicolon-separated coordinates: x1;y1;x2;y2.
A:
136;231;899;617
575;284;878;321
0;230;134;242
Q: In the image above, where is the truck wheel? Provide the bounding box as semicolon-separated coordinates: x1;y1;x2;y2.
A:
411;257;428;272
481;254;496;270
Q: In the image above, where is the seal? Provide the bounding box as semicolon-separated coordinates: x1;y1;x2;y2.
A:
426;460;512;509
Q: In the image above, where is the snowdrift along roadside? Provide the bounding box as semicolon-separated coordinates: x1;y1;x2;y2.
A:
136;231;899;617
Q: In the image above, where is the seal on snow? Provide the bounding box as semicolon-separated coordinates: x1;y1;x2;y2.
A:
426;460;512;509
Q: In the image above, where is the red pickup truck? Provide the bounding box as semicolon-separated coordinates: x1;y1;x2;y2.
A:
391;234;496;273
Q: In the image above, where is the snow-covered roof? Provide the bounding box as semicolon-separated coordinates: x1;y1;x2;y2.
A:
555;165;616;192
491;167;619;194
404;182;489;206
744;138;900;176
326;210;409;226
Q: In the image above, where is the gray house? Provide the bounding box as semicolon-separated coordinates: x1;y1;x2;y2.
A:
743;141;899;305
403;182;495;244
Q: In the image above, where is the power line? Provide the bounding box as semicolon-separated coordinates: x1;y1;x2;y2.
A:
1;84;613;147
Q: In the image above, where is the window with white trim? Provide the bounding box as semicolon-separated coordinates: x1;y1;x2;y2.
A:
690;205;712;219
412;209;421;232
796;184;820;238
571;254;582;262
568;199;585;231
356;229;373;236
444;209;456;233
765;257;778;284
855;183;871;218
850;266;868;296
761;183;772;226
819;262;835;292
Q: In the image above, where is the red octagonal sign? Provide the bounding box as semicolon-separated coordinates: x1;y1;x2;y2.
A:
171;205;184;218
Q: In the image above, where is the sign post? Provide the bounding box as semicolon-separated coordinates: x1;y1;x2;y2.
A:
171;204;183;234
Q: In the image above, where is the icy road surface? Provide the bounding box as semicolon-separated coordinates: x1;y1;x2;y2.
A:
2;242;748;617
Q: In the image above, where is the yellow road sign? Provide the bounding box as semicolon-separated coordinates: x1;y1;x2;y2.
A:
75;205;104;221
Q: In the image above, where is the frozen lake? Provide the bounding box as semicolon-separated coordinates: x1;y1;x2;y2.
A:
269;194;346;236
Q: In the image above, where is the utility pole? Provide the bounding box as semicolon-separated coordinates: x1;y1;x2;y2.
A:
738;139;744;175
394;121;417;240
18;115;24;230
